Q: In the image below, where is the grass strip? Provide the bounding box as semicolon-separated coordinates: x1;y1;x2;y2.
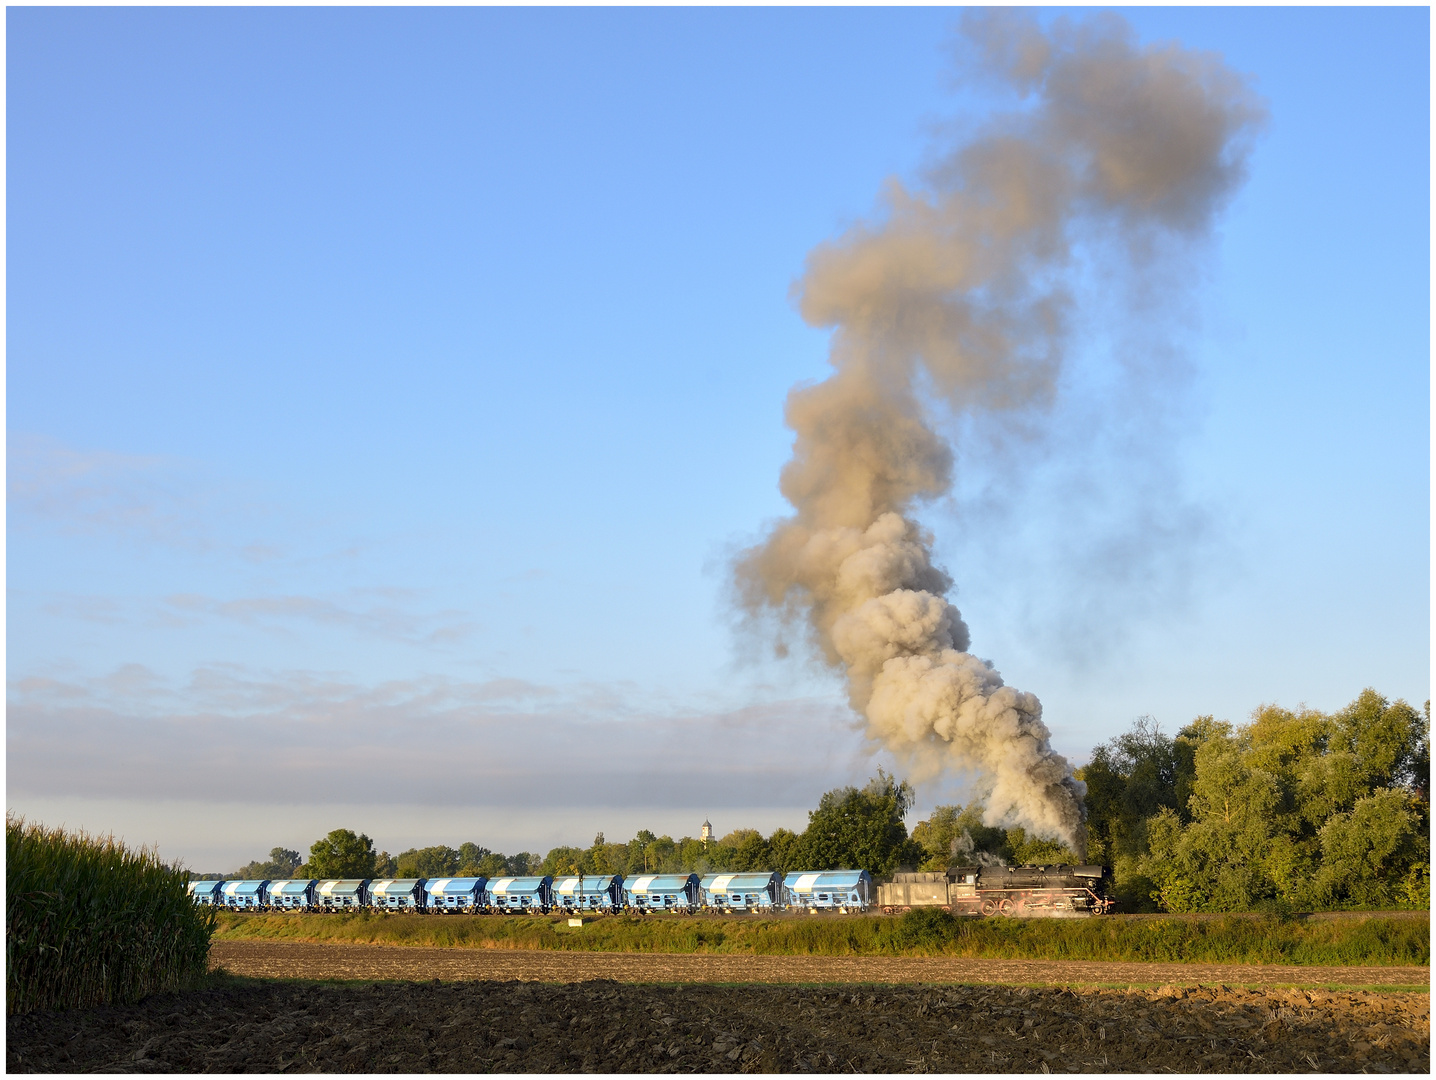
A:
212;907;1429;966
7;814;216;1014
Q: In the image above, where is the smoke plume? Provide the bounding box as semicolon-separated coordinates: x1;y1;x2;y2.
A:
736;12;1263;853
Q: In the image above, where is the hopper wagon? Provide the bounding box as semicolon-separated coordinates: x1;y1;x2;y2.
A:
219;879;269;910
315;879;371;910
425;876;488;912
784;870;871;912
369;878;428;911
266;879;318;911
553;874;625;912
699;871;782;912
187;879;225;906
489;875;553;912
624;873;701;913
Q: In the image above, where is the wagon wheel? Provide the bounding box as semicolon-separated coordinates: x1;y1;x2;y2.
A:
998;898;1014;917
980;899;997;917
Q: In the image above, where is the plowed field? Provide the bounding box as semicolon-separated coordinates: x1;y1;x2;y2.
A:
9;977;1428;1073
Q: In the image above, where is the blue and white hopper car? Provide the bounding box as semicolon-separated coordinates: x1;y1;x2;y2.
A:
488;875;553;912
425;877;488;912
267;879;318;911
187;880;224;906
700;871;782;912
369;878;428;911
625;873;701;912
220;879;269;910
315;879;371;910
552;874;625;912
784;870;872;912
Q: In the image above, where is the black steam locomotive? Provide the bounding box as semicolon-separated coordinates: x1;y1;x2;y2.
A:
877;864;1113;916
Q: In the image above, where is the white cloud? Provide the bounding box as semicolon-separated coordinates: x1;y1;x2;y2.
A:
160;591;478;647
7;433;226;549
7;664;875;820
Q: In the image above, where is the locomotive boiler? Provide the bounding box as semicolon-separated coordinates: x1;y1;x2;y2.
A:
878;864;1112;916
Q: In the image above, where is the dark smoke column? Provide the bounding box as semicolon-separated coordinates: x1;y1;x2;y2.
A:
735;12;1264;853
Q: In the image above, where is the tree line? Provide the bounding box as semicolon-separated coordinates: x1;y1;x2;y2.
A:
1078;688;1428;912
209;688;1429;913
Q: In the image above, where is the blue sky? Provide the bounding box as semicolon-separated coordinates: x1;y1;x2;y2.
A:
7;6;1429;872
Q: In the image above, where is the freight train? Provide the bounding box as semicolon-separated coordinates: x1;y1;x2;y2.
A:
190;864;1111;916
187;870;874;915
877;864;1113;916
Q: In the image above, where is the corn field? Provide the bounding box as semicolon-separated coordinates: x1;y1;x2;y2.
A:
6;814;216;1015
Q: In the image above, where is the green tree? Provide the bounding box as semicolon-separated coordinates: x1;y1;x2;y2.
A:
675;837;711;874
1004;826;1079;866
476;853;509;879
585;833;628;876
231;846;302;880
731;830;770;871
911;802;1010;868
307;829;378;879
395;845;461;878
506;852;537;876
1155;723;1286;911
1076;717;1200;910
457;842;490;876
1313;789;1428;908
709;829;768;872
1080;717;1197;861
624;831;657;875
799;771;923;876
766;828;803;874
541;845;588;876
1138;690;1430;913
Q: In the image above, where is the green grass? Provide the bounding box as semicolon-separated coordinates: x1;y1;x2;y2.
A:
212;907;1429;967
7;814;216;1014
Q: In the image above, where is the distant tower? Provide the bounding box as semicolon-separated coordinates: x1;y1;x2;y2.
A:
700;818;713;844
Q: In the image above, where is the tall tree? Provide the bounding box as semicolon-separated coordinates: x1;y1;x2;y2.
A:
799;771;923;876
911;803;1009;869
306;829;378;879
395;845;461;878
1077;717;1199;910
230;846;303;880
541;846;588;876
766;828;803;875
457;842;491;876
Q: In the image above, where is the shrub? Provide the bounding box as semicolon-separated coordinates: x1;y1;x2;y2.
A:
895;906;961;952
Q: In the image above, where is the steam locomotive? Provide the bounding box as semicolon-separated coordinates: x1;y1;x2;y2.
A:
878;864;1113;916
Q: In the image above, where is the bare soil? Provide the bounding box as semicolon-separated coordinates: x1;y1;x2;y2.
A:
9;977;1429;1073
207;939;1430;988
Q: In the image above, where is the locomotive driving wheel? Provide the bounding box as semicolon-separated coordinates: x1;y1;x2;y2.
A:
980;898;997;916
998;898;1014;916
